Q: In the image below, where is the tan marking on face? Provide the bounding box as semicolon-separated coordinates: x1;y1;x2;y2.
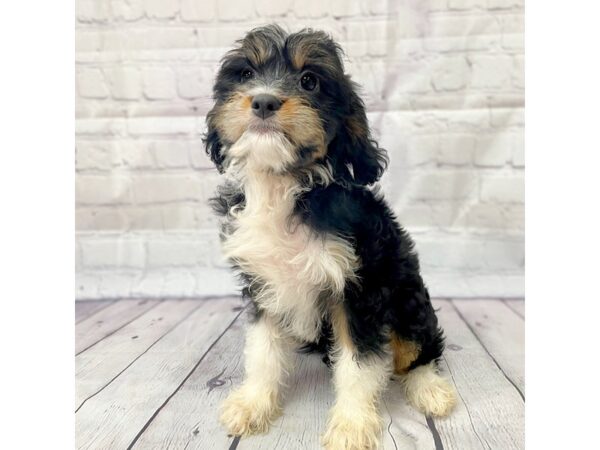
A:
330;303;355;352
391;332;421;375
213;93;253;143
278;97;327;159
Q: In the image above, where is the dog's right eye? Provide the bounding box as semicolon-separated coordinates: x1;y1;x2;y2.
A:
240;69;254;82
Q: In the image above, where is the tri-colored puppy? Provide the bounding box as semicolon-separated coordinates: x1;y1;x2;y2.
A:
205;25;456;450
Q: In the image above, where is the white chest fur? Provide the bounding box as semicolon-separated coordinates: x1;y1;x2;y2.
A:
220;171;358;342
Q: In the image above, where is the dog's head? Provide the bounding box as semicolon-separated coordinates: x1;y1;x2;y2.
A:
204;25;387;185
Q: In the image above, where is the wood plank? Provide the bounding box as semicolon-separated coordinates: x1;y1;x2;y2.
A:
131;313;247;450
134;313;435;450
76;299;204;410
75;297;243;450
432;300;525;450
75;300;115;323
75;299;160;354
453;299;524;395
503;299;525;319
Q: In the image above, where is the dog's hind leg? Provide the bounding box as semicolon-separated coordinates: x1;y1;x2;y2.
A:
400;360;456;417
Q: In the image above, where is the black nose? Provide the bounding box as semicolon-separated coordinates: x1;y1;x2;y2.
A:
251;94;282;120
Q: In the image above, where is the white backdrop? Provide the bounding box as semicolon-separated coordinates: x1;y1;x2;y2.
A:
75;0;524;300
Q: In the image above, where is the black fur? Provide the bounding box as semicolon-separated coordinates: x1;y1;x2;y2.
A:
206;25;445;370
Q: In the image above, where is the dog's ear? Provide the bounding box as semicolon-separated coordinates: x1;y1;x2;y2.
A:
203;107;226;173
328;81;388;186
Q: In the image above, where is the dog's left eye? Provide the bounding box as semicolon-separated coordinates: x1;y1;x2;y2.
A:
240;69;254;82
300;72;318;91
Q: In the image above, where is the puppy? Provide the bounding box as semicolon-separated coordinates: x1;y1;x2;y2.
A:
205;25;456;450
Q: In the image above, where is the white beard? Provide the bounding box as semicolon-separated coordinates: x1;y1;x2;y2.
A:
226;129;296;174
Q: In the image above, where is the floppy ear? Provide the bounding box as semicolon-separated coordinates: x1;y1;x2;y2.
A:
203;107;226;173
328;82;388;185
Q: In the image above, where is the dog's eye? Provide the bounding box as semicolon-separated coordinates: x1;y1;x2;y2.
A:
300;72;318;91
240;69;254;82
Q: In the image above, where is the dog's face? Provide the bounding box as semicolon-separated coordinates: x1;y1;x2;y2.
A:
205;25;387;185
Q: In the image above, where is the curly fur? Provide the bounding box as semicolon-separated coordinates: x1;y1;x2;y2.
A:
205;24;455;449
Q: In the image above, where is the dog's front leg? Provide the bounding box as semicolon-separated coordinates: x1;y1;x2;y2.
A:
220;314;293;436
322;304;392;450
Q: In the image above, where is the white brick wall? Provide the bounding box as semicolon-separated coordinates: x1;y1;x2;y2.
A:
75;0;524;300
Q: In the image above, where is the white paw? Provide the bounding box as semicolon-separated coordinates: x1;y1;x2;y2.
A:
322;407;383;450
403;363;456;417
219;386;279;436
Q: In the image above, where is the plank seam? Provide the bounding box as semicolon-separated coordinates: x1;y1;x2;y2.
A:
501;299;525;320
75;300;116;324
75;300;163;356
425;416;444;450
442;355;490;449
382;397;399;450
450;300;525;401
126;305;247;450
75;300;207;413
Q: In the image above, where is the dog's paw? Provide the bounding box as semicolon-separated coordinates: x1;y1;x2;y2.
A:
219;386;279;436
403;363;456;417
322;407;382;450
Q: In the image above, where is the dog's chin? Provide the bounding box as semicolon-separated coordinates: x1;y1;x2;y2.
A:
228;126;297;174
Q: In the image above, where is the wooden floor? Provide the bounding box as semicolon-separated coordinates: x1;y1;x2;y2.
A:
75;297;525;450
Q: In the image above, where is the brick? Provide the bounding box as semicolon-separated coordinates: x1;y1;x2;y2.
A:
105;67;142;100
465;204;506;229
110;0;144;21
76;118;127;137
406;135;439;166
513;55;524;89
125;206;163;229
77;68;109;99
161;270;197;296
142;67;177;100
127;117;196;136
81;238;145;269
181;0;216;21
77;0;109;22
425;15;500;52
512;131;524;167
499;13;524;50
448;0;486;10
409;171;478;200
131;174;203;204
438;134;476;165
149;141;190;168
256;0;292;17
331;0;361;18
480;175;524;203
490;108;524;128
75;30;102;54
488;0;522;10
147;239;205;267
76;141;114;171
76;175;133;205
216;0;254;21
431;56;470;91
177;67;213;99
114;141;155;169
160;205;198;229
292;0;328;18
98;273;137;299
76;208;129;230
469;55;513;89
474;135;512;167
143;0;179;19
189;139;214;169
